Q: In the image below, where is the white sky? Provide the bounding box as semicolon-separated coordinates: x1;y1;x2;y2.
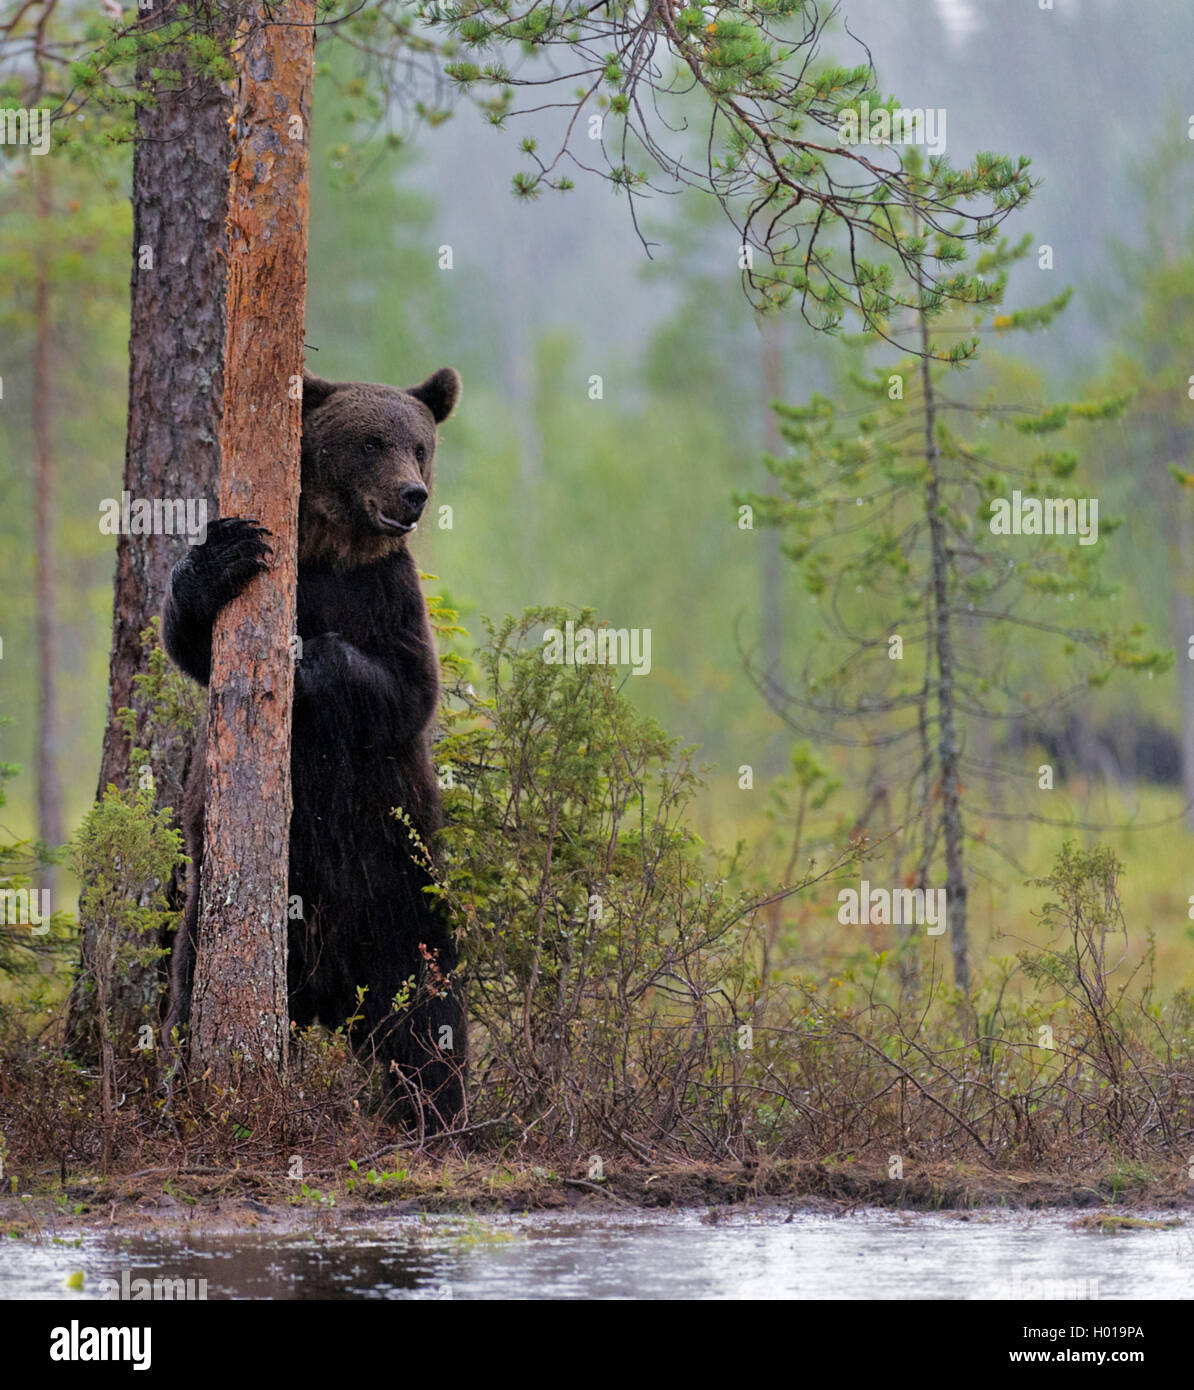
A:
933;0;982;46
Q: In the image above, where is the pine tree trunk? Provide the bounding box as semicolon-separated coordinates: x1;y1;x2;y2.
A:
188;1;316;1090
919;309;970;995
760;313;785;777
69;3;232;1047
33;164;62;886
1170;427;1194;830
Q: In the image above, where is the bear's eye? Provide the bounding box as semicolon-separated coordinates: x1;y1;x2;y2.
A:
361;439;382;455
415;443;427;464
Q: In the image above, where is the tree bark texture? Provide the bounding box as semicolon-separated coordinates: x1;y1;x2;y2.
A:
188;0;316;1088
70;1;232;1046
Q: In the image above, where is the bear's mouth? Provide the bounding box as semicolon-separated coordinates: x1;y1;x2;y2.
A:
375;510;417;535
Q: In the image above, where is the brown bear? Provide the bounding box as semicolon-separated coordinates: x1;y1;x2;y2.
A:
162;367;466;1131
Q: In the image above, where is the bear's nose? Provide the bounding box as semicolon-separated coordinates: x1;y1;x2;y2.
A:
399;482;428;520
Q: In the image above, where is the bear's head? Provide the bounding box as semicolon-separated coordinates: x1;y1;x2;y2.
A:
299;366;461;567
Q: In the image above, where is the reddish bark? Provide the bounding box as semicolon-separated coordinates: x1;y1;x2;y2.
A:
188;2;316;1087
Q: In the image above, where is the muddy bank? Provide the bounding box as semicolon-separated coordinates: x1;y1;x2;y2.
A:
3;1159;1190;1238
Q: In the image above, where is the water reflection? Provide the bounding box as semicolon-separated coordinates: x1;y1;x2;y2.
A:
3;1209;1190;1300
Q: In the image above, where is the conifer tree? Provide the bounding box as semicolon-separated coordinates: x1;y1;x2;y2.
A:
745;155;1167;993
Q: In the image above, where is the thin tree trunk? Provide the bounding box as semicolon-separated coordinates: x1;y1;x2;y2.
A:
1169;426;1194;830
70;1;231;1045
760;313;785;778
33;163;62;885
919;307;970;994
914;592;936;893
188;1;316;1089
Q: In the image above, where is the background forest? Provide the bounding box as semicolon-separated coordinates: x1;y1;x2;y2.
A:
1;0;1193;1167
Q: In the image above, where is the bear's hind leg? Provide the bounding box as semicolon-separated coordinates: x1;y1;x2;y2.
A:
363;981;466;1134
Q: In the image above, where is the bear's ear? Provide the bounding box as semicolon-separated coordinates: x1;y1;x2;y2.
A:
302;371;338;415
407;366;461;424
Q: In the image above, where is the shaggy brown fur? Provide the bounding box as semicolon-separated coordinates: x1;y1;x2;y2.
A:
162;367;466;1129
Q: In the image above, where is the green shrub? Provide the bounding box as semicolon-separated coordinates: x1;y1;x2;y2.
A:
431;607;760;1149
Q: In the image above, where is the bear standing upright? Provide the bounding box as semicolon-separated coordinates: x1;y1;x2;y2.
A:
162;367;466;1129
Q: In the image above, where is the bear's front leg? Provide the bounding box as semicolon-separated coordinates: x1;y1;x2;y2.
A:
162;517;272;685
294;632;437;742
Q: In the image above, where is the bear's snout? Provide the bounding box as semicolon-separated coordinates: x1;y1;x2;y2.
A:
397;481;428;521
373;481;428;534
394;478;428;522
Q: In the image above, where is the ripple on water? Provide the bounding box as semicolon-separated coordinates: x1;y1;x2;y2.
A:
3;1208;1191;1300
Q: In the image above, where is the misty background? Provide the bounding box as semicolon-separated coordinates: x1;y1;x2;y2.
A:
1;0;1191;968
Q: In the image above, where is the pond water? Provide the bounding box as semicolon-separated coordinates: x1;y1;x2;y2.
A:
3;1208;1190;1300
